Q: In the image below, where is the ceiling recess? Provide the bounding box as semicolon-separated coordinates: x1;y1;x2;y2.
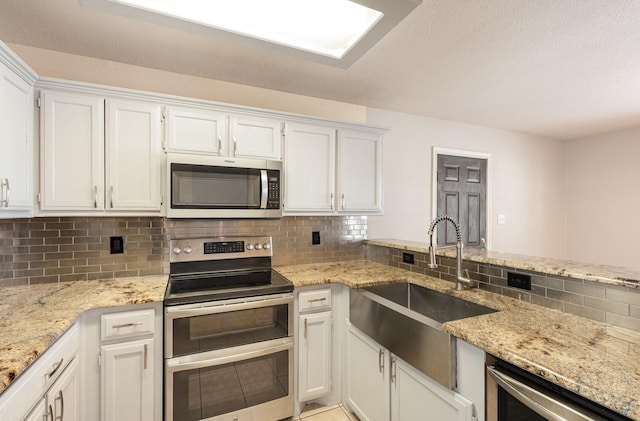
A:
80;0;422;68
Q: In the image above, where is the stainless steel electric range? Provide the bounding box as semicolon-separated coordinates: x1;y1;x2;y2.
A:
164;236;294;421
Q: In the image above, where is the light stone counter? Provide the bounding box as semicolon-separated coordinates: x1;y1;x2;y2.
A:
365;239;640;289
275;260;640;420
0;275;167;394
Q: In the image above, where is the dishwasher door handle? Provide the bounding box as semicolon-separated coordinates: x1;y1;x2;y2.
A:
487;366;598;421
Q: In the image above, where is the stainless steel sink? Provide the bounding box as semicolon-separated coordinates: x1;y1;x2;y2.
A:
349;282;497;389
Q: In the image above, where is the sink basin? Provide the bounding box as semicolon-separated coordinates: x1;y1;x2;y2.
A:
349;282;497;389
364;282;496;323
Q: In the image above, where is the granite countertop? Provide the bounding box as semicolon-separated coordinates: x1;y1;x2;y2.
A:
275;260;640;420
0;275;167;394
365;239;640;289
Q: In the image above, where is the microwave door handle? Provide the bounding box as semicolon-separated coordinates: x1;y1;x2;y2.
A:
260;169;268;209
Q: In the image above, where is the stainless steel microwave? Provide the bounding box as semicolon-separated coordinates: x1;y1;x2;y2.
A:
166;153;282;218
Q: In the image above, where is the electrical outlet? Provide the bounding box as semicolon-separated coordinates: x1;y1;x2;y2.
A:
507;272;531;290
110;236;124;254
402;252;415;264
312;231;321;245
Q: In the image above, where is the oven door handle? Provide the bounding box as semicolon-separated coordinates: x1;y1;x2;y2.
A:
165;295;293;319
487;366;598;421
166;337;293;373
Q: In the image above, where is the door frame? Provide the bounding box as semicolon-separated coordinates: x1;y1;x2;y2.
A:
431;147;492;251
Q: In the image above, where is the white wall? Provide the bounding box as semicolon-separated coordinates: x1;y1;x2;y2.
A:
565;127;640;270
366;108;567;259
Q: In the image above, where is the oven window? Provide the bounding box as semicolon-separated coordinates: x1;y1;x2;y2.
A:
497;386;546;421
172;304;289;357
171;163;262;209
172;350;289;420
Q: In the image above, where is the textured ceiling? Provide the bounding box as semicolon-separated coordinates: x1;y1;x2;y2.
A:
0;0;639;140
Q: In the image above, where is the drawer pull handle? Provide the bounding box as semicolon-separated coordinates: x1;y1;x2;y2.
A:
48;404;54;421
304;318;308;339
378;349;384;373
112;322;143;329
307;298;327;304
46;358;64;379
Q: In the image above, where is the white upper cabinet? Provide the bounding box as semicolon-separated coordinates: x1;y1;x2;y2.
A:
39;90;163;214
283;122;336;212
106;100;162;211
166;106;283;160
40;90;105;211
337;129;383;213
230;115;282;160
0;47;36;218
165;106;227;156
283;122;383;215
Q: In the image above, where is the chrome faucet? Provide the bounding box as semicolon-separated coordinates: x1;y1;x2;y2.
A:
427;215;473;290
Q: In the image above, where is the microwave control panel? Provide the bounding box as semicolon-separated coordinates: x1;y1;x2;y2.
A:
267;170;280;209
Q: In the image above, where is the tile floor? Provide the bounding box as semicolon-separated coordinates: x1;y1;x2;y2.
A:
292;403;360;421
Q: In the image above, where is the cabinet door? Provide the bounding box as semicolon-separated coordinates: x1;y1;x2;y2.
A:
346;324;389;421
40;91;104;210
283;122;336;212
47;356;82;421
101;338;154;421
0;61;33;213
106;100;162;211
165;107;227;155
392;357;473;421
298;311;332;401
230;115;282;160
336;129;382;213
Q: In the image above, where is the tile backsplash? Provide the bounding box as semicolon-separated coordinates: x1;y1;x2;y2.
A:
0;215;367;286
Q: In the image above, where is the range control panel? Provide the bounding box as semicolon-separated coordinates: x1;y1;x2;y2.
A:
170;236;273;263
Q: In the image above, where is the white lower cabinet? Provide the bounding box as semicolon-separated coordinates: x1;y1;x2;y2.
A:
298;311;332;401
101;338;154;421
46;355;82;421
346;323;474;421
82;303;162;421
345;323;389;421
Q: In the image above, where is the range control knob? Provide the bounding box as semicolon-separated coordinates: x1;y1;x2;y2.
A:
183;245;193;254
263;243;271;250
246;244;254;250
255;243;263;250
172;246;182;255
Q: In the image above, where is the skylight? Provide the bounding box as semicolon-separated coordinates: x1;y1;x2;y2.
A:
107;0;384;59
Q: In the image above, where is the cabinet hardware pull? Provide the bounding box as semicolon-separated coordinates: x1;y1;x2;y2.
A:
378;349;384;373
217;135;222;155
391;358;397;383
304;318;308;339
330;193;334;210
46;358;64;379
144;344;148;370
307;298;327;303
110;186;114;208
48;404;54;421
0;178;9;207
233;136;237;156
55;390;64;420
93;185;98;208
341;193;345;210
112;322;143;329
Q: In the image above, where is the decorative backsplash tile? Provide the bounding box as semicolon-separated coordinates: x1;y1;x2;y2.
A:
366;243;640;332
0;215;367;286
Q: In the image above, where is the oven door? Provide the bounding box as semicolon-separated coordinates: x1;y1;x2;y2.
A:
165;293;293;358
166;337;294;421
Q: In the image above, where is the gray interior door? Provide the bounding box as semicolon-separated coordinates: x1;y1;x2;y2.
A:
436;154;487;247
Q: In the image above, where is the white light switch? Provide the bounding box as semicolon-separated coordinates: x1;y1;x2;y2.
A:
497;214;506;225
